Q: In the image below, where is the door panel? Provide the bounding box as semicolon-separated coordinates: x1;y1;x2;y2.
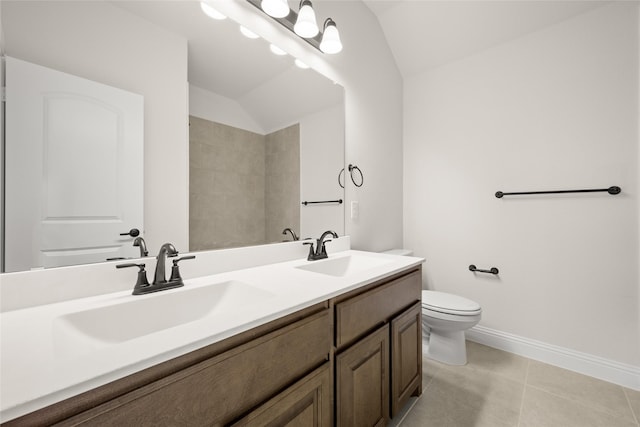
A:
336;324;389;427
4;56;143;271
391;302;422;416
231;364;331;427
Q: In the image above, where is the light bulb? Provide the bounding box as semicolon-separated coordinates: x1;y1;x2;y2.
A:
200;1;226;20
261;0;289;18
269;44;287;56
240;26;259;39
294;0;319;38
295;59;309;69
320;18;342;54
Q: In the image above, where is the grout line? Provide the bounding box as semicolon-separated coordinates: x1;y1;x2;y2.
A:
516;359;530;427
623;388;640;426
526;383;639;425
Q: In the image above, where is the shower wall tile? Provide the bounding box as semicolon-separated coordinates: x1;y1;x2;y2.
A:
265;124;301;244
189;116;266;251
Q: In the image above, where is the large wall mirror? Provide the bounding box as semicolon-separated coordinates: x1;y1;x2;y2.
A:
0;1;345;273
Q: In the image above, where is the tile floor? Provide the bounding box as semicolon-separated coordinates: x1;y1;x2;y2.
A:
396;341;640;427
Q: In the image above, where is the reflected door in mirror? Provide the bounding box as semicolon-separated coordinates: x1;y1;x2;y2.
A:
4;57;144;272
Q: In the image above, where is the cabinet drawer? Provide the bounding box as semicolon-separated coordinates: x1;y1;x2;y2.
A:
58;309;331;426
231;363;331;427
335;270;421;348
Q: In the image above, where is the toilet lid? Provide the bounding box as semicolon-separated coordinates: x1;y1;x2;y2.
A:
422;290;481;315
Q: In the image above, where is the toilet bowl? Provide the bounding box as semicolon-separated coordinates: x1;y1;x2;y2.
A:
421;290;481;365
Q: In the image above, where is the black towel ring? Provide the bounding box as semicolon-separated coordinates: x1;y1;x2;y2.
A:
338;168;345;188
348;164;364;187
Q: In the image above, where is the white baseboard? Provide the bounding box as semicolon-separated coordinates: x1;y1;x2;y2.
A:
466;325;640;391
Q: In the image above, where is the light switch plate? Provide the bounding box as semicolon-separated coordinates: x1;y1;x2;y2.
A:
351;201;359;220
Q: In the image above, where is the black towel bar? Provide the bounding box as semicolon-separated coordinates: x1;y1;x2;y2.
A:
469;265;499;275
495;186;620;198
301;199;343;206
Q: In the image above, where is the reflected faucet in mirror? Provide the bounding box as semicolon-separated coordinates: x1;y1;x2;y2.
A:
133;237;149;257
282;228;299;241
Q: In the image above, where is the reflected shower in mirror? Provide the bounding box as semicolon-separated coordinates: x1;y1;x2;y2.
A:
0;0;344;272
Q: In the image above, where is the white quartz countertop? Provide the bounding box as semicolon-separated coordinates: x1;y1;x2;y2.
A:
0;249;424;422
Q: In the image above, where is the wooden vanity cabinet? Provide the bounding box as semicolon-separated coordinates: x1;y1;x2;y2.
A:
61;309;330;426
4;266;422;427
390;302;422;416
333;268;422;426
232;363;332;427
336;324;390;426
5;304;331;427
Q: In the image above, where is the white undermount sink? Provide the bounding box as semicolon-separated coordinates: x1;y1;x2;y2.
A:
53;280;272;357
296;254;394;277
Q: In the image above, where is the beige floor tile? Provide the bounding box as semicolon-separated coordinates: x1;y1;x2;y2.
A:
422;356;442;389
527;360;635;422
401;384;516;427
625;388;640;423
424;361;524;425
520;386;638;427
422;341;528;385
460;341;529;383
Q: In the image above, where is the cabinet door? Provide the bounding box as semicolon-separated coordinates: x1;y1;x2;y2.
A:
336;324;389;427
231;363;331;427
391;302;422;416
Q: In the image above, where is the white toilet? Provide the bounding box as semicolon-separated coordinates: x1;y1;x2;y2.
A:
421;290;481;365
381;249;482;365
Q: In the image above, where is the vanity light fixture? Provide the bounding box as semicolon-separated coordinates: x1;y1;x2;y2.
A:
261;0;289;18
246;0;342;54
200;1;227;20
319;18;342;54
240;25;260;39
293;0;319;38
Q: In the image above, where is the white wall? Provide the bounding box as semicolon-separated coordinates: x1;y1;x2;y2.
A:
404;3;639;366
0;4;4;272
214;0;404;251
300;104;345;239
189;84;265;134
1;2;189;253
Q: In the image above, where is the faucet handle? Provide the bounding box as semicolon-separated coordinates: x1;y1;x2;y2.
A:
169;255;196;283
303;241;315;260
117;262;151;294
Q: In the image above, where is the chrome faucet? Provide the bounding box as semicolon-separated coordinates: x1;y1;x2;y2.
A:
303;230;338;261
282;227;299;241
153;243;179;285
133;236;148;257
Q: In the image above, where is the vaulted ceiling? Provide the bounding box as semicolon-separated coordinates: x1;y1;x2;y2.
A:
362;0;608;78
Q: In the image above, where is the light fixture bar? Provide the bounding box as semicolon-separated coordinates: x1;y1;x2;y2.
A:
246;0;323;52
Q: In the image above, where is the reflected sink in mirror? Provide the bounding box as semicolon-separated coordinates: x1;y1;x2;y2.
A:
296;255;394;278
53;280;273;357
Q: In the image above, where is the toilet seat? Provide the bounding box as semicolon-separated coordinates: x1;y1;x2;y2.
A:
422;290;481;316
